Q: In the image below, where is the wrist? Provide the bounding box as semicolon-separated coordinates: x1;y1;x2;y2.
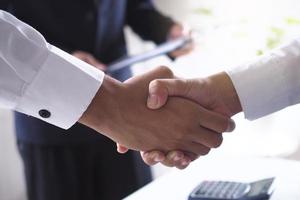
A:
208;72;242;116
79;75;124;134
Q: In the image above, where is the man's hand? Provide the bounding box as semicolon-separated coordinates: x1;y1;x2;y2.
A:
79;67;233;158
168;24;194;58
73;50;106;71
141;72;242;168
147;72;242;116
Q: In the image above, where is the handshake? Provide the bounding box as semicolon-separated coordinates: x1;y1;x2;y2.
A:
79;66;242;169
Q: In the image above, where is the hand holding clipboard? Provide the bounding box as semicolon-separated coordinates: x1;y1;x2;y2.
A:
106;36;193;74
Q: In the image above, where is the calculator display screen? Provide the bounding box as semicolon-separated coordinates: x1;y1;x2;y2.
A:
247;179;273;197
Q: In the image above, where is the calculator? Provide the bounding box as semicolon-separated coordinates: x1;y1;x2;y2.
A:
188;177;275;200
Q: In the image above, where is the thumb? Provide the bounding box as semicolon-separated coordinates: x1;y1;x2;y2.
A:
147;79;191;109
116;143;129;154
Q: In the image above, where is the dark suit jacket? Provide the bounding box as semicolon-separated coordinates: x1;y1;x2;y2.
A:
0;0;174;144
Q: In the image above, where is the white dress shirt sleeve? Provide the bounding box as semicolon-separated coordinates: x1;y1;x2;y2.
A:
0;10;104;129
227;38;300;120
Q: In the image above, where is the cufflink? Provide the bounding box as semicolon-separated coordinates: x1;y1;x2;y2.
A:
39;109;51;118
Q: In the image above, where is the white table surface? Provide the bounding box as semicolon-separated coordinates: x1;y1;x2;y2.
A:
124;156;300;200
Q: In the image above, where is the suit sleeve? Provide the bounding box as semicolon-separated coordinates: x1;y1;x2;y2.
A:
126;0;175;44
0;10;104;129
227;38;300;120
0;0;10;10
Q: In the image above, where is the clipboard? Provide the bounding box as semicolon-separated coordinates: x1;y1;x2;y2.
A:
106;36;192;74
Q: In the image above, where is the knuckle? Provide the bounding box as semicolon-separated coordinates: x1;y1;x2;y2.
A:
157;66;174;78
142;155;157;166
150;79;163;89
174;78;186;84
142;156;153;165
177;78;193;96
144;159;154;166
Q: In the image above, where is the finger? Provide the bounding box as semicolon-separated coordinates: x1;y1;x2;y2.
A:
181;142;211;157
73;52;94;64
169;24;193;39
169;49;192;58
140;151;166;166
85;55;107;70
188;127;224;148
166;151;198;169
161;151;194;169
73;54;87;62
94;64;106;71
117;143;129;154
182;151;199;161
147;79;192;109
160;151;185;167
73;51;107;70
168;24;185;39
176;157;192;170
196;107;236;133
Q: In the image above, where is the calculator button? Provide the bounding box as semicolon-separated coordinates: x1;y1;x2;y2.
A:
194;181;250;199
196;181;211;195
225;183;239;198
233;184;251;199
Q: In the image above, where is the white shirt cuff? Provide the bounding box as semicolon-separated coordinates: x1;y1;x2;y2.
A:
15;45;104;129
227;38;300;120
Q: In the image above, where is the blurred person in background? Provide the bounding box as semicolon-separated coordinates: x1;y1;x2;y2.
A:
0;0;193;200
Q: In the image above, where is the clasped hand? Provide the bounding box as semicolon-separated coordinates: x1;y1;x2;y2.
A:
80;66;238;169
72;50;231;169
116;66;237;169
